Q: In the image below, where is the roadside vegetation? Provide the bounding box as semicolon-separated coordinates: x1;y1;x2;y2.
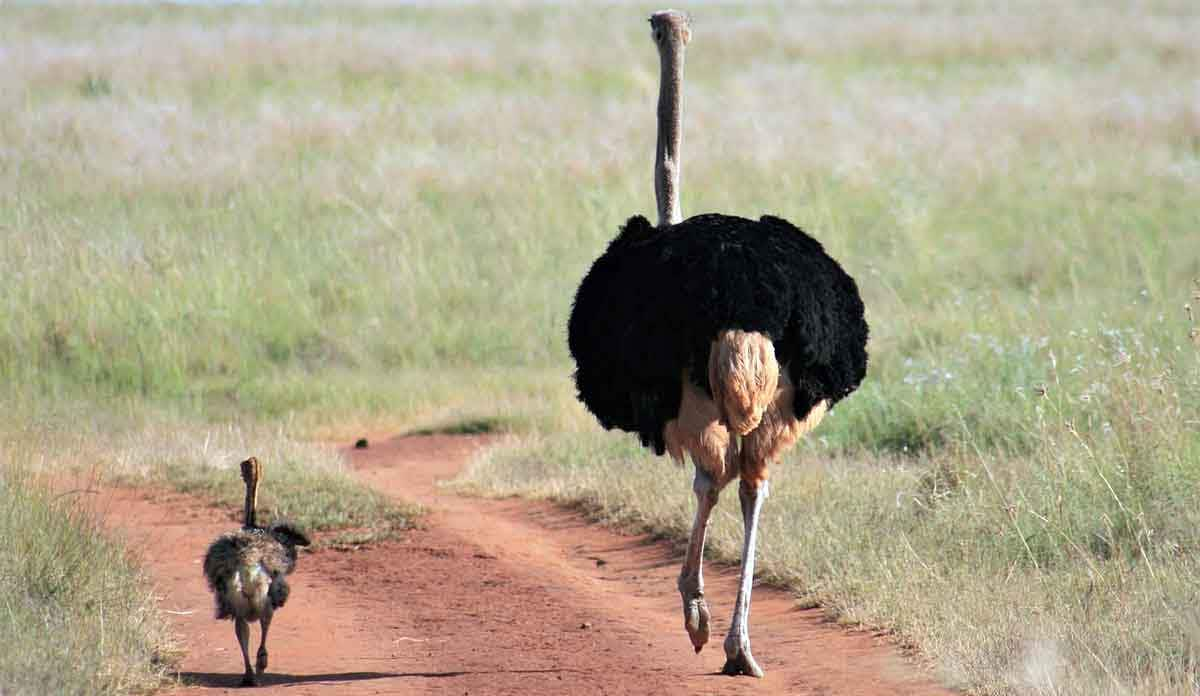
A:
1;2;1197;694
0;457;177;695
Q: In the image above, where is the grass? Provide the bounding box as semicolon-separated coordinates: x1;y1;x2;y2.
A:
459;330;1200;692
104;417;423;543
0;460;177;695
3;391;422;541
1;1;1199;694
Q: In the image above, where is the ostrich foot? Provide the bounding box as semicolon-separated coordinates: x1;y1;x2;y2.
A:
682;595;710;653
239;671;259;687
722;638;764;678
255;648;268;674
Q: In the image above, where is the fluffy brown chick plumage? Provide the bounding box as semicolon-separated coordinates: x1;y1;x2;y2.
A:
202;457;310;687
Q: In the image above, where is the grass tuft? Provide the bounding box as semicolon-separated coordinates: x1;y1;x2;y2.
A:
408;416;512;437
89;416;423;543
0;460;177;695
77;72;112;99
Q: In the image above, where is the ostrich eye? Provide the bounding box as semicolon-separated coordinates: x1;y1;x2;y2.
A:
653;29;663;42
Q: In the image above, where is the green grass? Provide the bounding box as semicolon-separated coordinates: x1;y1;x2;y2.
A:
0;392;419;692
0;461;177;695
2;1;1199;694
0;390;422;541
105;417;423;544
459;334;1200;692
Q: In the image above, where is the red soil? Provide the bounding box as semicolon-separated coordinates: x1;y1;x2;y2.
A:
95;434;956;695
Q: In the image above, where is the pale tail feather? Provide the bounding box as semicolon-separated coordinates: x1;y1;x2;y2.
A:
223;562;271;620
708;330;778;436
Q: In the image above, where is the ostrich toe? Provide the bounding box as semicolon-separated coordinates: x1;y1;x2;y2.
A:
683;596;710;653
721;651;764;678
722;635;764;677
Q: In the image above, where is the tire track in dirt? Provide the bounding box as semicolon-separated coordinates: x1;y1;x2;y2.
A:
96;434;955;695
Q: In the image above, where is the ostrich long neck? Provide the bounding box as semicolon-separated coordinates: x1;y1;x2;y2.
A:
654;38;685;227
243;476;258;529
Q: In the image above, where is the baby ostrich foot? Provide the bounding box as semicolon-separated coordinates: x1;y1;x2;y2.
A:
722;636;764;678
255;648;268;675
239;671;259;688
682;595;710;653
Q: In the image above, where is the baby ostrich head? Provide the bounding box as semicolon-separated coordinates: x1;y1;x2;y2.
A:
649;10;692;228
240;457;261;529
649;9;691;48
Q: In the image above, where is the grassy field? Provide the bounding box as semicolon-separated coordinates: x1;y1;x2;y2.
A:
2;2;1199;694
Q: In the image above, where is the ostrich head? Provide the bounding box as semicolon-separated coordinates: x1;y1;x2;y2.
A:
240;457;261;529
649;10;691;228
649;9;691;48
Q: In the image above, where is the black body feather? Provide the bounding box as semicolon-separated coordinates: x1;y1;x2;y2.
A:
568;213;869;455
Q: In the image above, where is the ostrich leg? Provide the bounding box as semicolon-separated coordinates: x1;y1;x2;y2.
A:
678;468;719;652
234;617;257;687
722;477;769;677
256;608;273;675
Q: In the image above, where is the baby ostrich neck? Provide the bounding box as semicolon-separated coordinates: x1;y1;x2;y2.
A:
243;476;258;529
654;38;685;227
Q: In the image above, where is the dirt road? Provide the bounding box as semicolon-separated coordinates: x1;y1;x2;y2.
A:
99;434;955;695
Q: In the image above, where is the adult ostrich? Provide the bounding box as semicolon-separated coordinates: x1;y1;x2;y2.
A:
203;457;311;687
567;10;868;677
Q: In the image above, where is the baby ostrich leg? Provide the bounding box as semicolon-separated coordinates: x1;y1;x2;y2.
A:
256;607;273;676
235;617;255;686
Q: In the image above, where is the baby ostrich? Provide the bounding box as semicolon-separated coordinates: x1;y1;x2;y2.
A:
567;10;869;677
203;457;310;687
